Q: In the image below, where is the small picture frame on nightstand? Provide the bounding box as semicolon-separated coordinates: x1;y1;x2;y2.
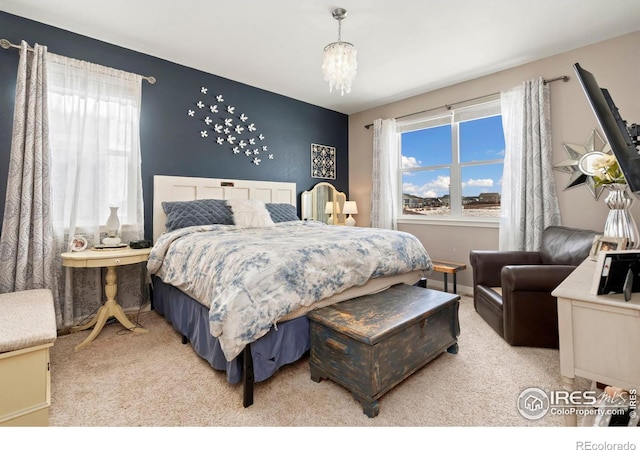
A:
70;236;87;252
589;236;627;260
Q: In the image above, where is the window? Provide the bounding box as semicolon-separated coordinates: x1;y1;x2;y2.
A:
46;54;144;237
399;99;504;221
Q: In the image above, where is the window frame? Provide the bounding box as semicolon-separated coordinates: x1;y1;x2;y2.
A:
396;98;504;228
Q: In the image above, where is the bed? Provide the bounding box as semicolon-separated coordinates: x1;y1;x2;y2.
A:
148;175;433;406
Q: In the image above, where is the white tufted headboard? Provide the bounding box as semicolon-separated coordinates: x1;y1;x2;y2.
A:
153;175;297;242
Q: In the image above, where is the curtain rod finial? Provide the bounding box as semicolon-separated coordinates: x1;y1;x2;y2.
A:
0;39;12;50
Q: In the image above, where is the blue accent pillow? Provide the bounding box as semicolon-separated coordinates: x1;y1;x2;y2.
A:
265;203;300;223
162;199;234;231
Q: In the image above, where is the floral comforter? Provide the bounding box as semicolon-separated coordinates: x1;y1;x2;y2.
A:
147;221;432;361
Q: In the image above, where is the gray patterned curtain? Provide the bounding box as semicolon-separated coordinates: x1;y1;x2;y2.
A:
499;77;562;250
0;42;57;299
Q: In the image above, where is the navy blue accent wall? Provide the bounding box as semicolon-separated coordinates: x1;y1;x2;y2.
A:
0;12;349;240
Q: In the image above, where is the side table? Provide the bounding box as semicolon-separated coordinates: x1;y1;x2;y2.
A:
61;246;151;351
431;260;467;294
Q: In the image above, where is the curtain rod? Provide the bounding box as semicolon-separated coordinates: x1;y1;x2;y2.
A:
363;75;569;129
0;38;157;84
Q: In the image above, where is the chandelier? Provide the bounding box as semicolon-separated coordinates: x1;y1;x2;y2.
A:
322;8;357;96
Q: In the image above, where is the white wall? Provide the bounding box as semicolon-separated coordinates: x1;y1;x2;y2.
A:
348;31;640;292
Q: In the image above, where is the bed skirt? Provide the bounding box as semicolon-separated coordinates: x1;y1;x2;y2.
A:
151;275;310;384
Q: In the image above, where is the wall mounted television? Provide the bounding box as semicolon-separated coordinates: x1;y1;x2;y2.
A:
574;63;640;194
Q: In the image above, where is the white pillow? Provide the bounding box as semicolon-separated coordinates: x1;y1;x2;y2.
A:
227;199;275;228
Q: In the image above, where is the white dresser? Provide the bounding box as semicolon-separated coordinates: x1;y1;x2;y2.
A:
552;259;640;426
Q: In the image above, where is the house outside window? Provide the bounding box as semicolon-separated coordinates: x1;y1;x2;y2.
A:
398;98;504;224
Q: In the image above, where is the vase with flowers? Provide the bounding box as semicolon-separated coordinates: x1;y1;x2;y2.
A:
592;154;640;249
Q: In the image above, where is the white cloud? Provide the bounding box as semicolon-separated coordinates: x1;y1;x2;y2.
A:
462;178;494;188
403;175;450;198
402;156;421;169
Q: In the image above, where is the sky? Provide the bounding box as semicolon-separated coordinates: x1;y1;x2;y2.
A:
401;115;505;199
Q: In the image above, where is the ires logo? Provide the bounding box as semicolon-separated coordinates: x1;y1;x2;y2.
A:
517;387;635;421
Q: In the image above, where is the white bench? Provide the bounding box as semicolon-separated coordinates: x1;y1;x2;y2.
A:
0;289;57;426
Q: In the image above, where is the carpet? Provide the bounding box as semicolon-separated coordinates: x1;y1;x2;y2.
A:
47;295;591;428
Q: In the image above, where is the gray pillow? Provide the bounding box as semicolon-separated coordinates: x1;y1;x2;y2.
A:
265;203;300;223
162;199;234;231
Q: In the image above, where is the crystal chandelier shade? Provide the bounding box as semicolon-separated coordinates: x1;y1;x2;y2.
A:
322;8;357;96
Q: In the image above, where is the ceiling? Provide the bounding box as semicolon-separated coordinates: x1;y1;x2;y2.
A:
2;0;639;115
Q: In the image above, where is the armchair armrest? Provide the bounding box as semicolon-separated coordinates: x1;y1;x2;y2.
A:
501;265;577;292
470;250;542;287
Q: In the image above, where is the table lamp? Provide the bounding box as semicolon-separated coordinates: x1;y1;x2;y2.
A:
325;201;340;225
343;201;358;226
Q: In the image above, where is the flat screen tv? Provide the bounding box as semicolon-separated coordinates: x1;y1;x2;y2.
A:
573;63;640;194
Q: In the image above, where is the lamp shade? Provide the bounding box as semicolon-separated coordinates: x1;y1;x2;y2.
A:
343;201;358;215
324;201;334;214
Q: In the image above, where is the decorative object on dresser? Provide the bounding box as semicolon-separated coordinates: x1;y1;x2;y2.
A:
308;284;459;418
470;225;600;349
343;201;358;226
103;206;121;246
321;8;357;96
324;201;340;225
0;289;56;426
70;236;88;252
601;182;640;249
301;182;346;225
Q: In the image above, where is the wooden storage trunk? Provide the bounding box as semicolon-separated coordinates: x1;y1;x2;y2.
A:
308;284;460;418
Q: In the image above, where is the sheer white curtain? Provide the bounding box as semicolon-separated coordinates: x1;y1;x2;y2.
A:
371;118;398;229
47;54;145;327
499;77;561;251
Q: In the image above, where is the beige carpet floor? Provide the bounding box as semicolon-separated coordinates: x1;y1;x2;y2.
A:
47;295;592;428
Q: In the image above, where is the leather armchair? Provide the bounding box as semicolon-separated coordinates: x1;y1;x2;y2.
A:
469;226;600;349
